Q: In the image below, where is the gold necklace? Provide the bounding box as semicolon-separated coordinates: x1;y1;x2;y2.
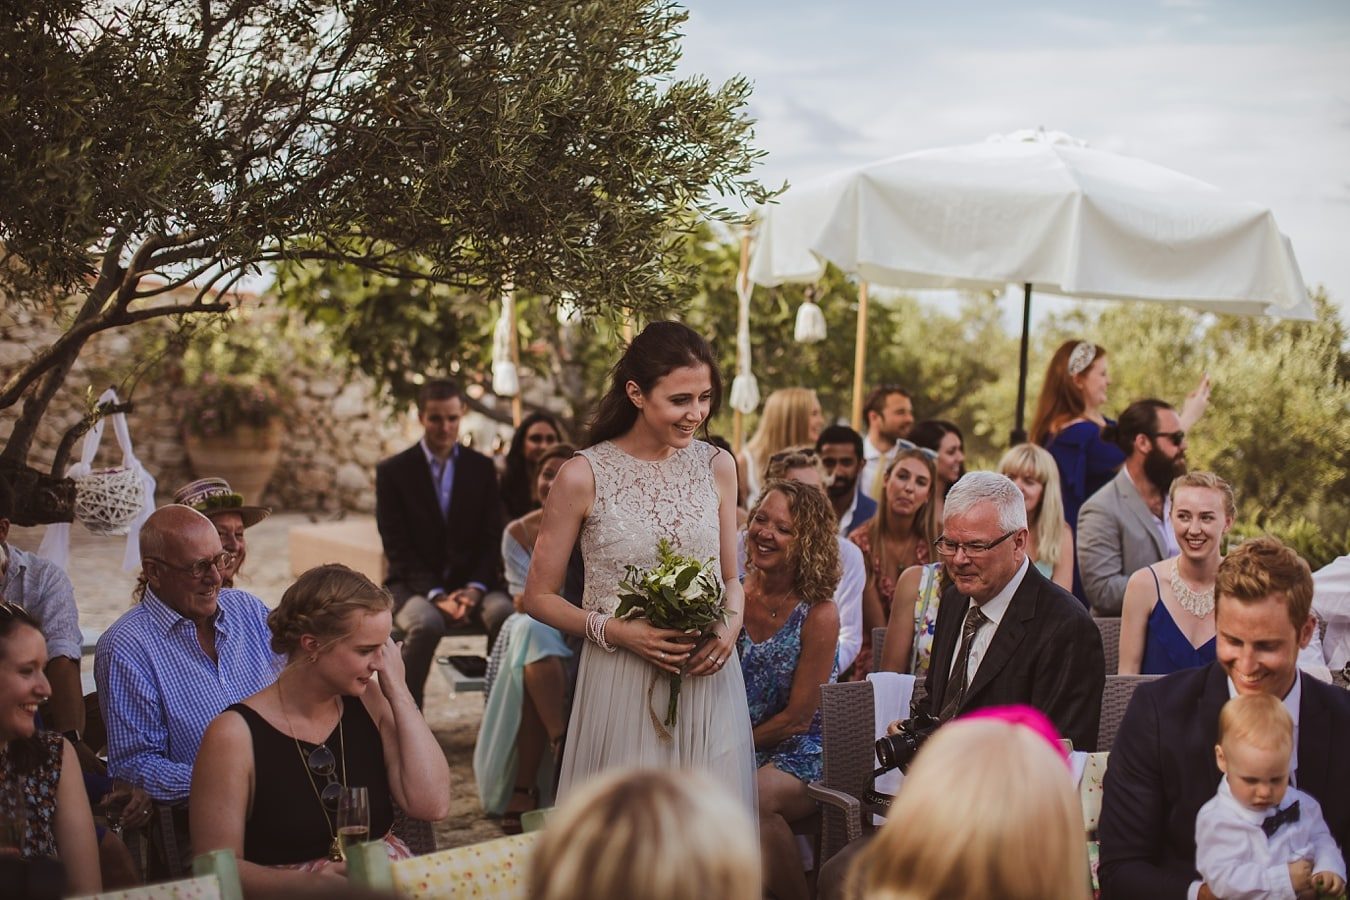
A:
278;679;348;862
751;578;796;620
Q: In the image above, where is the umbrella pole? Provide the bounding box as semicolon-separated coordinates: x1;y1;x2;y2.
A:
851;281;869;431
1011;282;1032;446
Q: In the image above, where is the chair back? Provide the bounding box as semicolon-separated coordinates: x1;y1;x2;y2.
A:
71;849;242;900
350;833;538;899
1097;674;1160;751
816;680;877;863
871;627;887;664
391;804;436;855
1094;617;1121;674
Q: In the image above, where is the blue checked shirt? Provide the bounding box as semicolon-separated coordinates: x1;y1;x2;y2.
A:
94;587;283;802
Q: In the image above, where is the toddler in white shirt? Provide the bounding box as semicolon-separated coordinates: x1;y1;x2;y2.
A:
1195;693;1345;900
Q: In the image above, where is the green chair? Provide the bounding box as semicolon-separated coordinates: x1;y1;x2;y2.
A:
349;832;537;899
71;848;242;900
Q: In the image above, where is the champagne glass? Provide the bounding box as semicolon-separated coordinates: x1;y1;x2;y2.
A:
335;786;370;860
102;791;130;837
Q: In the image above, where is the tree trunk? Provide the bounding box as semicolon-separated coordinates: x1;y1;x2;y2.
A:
0;338;86;470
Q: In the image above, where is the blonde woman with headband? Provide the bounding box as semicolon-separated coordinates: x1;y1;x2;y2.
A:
191;564;449;893
999;443;1074;591
853;709;1089;900
528;768;761;900
738;387;825;506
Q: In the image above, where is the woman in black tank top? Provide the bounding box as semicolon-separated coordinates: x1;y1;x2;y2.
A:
189;564;451;894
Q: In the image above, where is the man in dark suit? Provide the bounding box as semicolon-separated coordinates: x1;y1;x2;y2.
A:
817;472;1104;900
1099;536;1350;900
376;379;513;708
912;471;1105;750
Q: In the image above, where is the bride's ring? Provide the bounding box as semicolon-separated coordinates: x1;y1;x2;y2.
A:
658;651;666;660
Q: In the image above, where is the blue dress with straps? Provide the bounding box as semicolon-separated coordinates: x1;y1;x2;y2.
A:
1141;568;1216;675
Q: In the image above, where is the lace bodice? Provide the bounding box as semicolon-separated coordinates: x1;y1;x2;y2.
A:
578;440;724;614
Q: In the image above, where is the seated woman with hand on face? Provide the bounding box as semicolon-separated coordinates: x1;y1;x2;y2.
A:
740;479;841;900
190;565;449;894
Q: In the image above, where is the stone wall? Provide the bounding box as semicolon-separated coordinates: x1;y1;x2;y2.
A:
0;299;410;514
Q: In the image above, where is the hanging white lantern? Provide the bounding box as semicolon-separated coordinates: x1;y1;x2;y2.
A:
556;292;584;326
794;292;827;343
492;360;520;397
730;267;760;414
730;373;760;414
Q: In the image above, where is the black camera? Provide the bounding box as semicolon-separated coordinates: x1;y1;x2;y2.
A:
874;711;941;774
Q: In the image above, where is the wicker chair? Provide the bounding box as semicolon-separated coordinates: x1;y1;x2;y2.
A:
1097;674;1160;751
806;680;877;866
1094;617;1121;675
871;627;887;664
390;805;437;856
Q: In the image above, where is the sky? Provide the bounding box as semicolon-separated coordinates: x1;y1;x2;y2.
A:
673;0;1350;320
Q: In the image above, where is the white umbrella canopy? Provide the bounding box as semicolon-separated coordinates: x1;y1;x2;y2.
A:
748;129;1313;439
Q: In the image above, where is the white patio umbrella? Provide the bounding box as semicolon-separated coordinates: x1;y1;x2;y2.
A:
748;129;1313;440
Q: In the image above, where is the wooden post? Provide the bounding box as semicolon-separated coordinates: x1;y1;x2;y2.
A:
733;232;752;452
508;289;522;427
850;281;870;430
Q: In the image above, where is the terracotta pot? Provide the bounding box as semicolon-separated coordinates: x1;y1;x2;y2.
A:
182;421;284;505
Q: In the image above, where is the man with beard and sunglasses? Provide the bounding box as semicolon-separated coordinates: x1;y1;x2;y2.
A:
1078;399;1189;616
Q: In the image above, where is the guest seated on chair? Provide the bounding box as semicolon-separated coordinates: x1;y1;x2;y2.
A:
497;411;566;521
815;425;877;536
998;443;1074;591
190;564;450;894
474;442;576;833
1118;472;1234;675
0;602;101;894
528;768;761;900
95;505;281;874
1098;536;1350;900
851;707;1089;900
847;448;937;679
172;477;271;590
740;479;841;900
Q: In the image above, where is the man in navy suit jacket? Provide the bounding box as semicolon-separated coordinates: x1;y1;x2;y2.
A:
1099;537;1350;900
817;425;878;537
375;379;512;708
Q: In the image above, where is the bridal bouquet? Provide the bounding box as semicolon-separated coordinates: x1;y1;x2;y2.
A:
616;538;727;734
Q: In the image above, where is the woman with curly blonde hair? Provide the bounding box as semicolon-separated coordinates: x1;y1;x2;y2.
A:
854;711;1089;900
738;387;825;505
740;478;841;900
528;768;760;900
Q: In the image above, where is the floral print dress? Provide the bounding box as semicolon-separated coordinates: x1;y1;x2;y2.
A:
0;731;62;859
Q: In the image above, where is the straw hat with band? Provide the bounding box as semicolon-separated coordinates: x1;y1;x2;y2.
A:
172;477;271;528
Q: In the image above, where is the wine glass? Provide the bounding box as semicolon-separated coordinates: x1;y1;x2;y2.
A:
102;791;130;837
335;786;370;860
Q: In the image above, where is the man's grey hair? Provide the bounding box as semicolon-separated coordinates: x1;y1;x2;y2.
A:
943;472;1028;532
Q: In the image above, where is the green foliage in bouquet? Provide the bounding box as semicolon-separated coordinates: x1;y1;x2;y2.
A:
615;538;727;731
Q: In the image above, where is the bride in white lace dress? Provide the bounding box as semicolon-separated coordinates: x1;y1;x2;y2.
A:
523;322;756;813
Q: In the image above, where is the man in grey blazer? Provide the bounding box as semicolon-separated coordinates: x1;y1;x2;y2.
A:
1078;399;1188;615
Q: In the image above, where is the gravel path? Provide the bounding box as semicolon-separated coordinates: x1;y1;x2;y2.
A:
9;512;502;851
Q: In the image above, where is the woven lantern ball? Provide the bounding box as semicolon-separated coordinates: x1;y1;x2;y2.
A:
74;466;145;536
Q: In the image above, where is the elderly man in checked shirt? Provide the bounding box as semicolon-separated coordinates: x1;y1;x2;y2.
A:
95;504;282;869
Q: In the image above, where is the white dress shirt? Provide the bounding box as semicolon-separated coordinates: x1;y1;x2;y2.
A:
949;556;1030;686
1195;779;1345;900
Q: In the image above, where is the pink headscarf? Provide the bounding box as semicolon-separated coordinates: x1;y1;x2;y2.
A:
960;704;1071;766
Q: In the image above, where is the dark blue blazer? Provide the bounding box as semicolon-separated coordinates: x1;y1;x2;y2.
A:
1099;663;1350;899
842;489;877;534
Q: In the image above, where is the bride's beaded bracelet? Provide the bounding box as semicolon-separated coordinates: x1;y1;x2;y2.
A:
585;610;617;653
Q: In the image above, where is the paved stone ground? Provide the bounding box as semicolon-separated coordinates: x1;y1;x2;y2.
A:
9;512;502;851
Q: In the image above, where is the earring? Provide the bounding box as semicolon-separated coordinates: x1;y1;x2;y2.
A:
308;654;317;663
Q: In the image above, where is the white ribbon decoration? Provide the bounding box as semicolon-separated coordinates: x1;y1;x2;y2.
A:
794;298;827;343
491;291;520;397
729;272;760;414
37;388;157;572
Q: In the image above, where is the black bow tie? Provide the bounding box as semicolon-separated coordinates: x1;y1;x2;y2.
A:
1261;801;1300;837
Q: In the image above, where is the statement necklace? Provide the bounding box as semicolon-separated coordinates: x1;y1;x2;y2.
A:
279;680;347;862
1170;560;1215;618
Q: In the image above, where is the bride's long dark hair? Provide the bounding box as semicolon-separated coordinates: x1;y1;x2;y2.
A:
586;322;723;448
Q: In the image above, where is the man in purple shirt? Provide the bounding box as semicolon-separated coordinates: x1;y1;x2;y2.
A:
95;505;281;868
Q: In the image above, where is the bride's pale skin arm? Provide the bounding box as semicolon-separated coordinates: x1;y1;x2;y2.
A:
1116;566;1155;675
521;456;695;676
686;448;745;677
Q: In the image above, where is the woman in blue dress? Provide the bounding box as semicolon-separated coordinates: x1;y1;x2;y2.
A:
474;442;575;831
739;479;841;900
1117;472;1235;674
